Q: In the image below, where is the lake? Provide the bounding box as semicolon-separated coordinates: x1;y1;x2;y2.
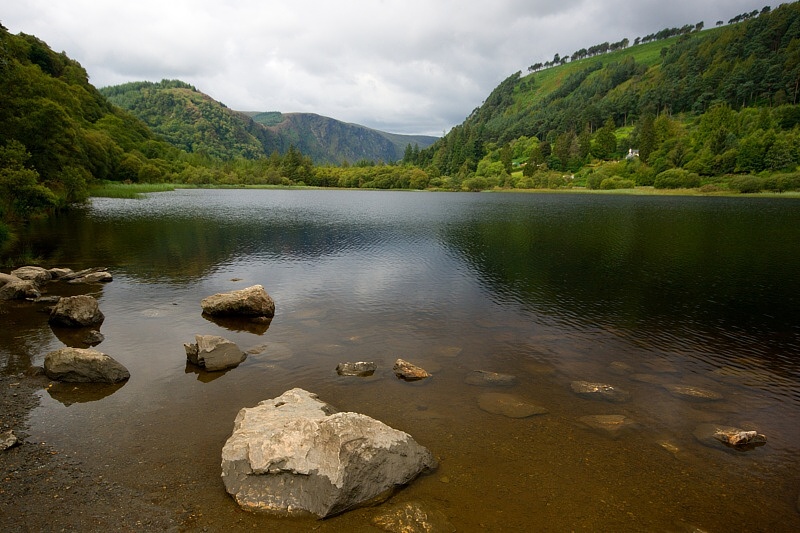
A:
2;189;800;531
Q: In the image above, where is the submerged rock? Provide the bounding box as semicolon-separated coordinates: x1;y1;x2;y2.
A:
44;347;130;383
184;335;246;372
220;388;437;517
578;414;637;437
664;384;723;402
570;381;630;403
393;359;431;381
693;424;767;451
609;361;634;374
201;284;275;318
464;370;517;387
478;393;548;418
629;373;663;385
336;361;377;377
371;501;456;533
48;295;104;327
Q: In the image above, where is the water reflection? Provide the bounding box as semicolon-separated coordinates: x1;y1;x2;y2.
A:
2;190;799;530
46;381;126;406
183;362;237;383
49;325;104;348
201;313;271;334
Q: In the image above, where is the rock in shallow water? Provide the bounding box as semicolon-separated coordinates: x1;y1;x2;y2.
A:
43;347;129;383
693;424;767;451
184;335;246;372
0;273;41;300
336;361;376;377
478;393;548;418
393;359;430;381
10;265;52;284
664;384;723;401
371;501;455;533
464;370;517;387
201;284;275;318
49;295;104;327
578;414;637;437
570;381;630;403
221;388;437;517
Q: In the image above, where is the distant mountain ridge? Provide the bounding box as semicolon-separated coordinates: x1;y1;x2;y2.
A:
245;111;437;164
100;81;437;164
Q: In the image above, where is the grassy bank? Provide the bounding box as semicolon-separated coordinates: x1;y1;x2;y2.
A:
89;182;187;199
88;182;800;199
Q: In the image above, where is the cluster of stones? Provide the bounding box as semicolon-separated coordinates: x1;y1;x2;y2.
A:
4;272;438;520
333;358;433;381
181;284;276;372
0;265;130;384
0;265;111;301
589;359;769;450
187;287;438;518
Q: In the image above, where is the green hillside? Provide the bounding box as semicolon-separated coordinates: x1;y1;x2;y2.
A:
103;83;437;164
416;2;800;192
100;80;280;160
3;2;799;257
0;25;186;223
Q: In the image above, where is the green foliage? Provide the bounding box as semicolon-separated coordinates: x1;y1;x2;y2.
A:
105;84;437;165
0;24;186;226
728;175;764;193
599;176;635;190
0;140;57;219
417;3;800;187
593;118;618;159
89;182;179;198
101;80;268;159
654;169;701;189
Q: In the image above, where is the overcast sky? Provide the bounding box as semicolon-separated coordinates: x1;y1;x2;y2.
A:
3;0;772;136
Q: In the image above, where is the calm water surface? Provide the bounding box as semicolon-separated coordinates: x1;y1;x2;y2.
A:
2;189;800;531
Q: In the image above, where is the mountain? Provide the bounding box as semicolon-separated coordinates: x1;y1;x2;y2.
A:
100;82;437;164
0;25;183;214
417;2;800;184
100;80;279;160
248;111;437;165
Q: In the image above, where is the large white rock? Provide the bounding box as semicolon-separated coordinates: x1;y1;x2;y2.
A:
44;347;130;383
221;388;437;517
184;334;246;371
201;284;275;318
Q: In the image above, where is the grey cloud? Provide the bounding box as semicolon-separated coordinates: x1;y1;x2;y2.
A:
2;0;772;135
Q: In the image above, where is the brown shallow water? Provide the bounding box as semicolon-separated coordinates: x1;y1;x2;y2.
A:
2;189;800;531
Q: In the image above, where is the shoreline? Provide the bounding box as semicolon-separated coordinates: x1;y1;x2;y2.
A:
0;373;182;531
88;182;800;199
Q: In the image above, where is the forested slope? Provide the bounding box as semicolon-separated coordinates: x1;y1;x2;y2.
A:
0;25;186;227
416;2;800;191
102;82;436;165
100;80;280;160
